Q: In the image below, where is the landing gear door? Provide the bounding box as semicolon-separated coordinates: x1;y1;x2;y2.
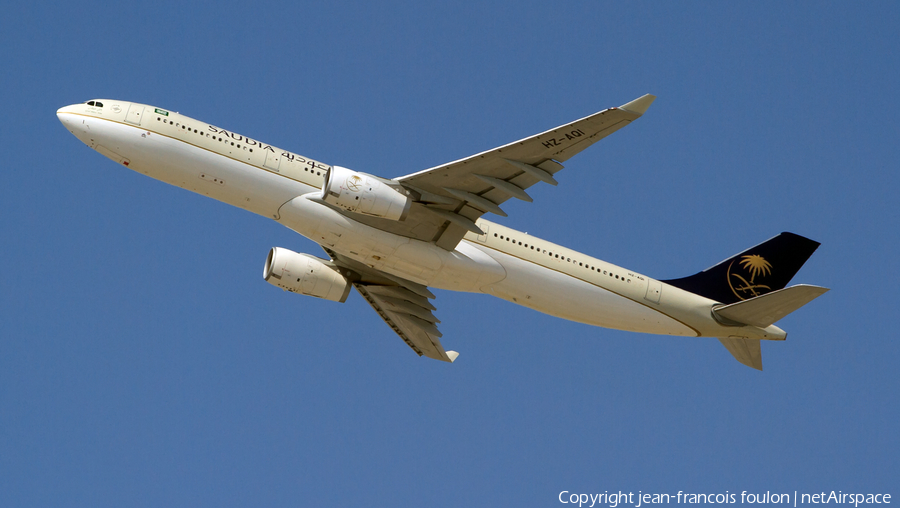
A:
125;103;145;126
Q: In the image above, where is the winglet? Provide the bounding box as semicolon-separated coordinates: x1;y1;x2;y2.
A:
446;351;459;363
619;94;656;115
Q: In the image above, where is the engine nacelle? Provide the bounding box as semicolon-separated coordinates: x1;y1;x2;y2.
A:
263;248;351;303
321;166;412;221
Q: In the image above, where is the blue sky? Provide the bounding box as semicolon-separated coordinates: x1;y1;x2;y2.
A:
1;2;898;506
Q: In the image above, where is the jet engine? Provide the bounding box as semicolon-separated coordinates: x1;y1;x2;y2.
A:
321;166;412;221
263;248;352;302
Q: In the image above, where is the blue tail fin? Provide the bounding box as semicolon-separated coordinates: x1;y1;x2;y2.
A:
662;232;821;305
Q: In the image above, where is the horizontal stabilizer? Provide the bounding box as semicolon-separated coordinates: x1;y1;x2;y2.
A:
713;284;829;328
718;337;763;370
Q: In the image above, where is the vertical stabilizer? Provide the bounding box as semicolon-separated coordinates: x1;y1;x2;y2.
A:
663;232;820;305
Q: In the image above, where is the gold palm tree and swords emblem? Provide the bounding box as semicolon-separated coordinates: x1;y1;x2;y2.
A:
727;254;773;300
346;175;363;192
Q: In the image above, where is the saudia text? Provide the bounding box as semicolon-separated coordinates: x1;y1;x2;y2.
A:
206;126;329;170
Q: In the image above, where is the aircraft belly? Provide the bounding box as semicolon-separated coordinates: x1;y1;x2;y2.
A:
79;117;313;219
428;240;507;292
475;246;696;336
277;198;695;337
276;197;507;290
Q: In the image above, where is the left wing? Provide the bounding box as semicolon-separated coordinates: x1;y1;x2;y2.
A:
322;248;458;362
331;94;655;251
395;94;656;249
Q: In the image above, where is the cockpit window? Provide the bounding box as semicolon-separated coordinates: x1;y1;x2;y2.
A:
85;101;103;107
86;101;95;106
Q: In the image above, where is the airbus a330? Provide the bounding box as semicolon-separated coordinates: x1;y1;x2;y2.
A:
57;95;827;370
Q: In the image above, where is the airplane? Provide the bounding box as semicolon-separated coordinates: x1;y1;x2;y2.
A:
56;95;828;370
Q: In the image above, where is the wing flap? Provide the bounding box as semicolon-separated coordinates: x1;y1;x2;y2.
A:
355;283;457;362
365;285;437;310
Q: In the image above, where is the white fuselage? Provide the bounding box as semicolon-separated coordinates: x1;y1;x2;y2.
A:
57;100;786;341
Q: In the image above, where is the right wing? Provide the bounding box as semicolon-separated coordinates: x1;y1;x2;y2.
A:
354;283;458;363
321;247;458;363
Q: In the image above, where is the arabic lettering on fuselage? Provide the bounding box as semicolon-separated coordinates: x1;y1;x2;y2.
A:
206;126;330;171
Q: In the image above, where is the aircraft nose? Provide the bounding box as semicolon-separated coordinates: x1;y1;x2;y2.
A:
57;104;79;127
56;104;77;115
57;104;92;144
